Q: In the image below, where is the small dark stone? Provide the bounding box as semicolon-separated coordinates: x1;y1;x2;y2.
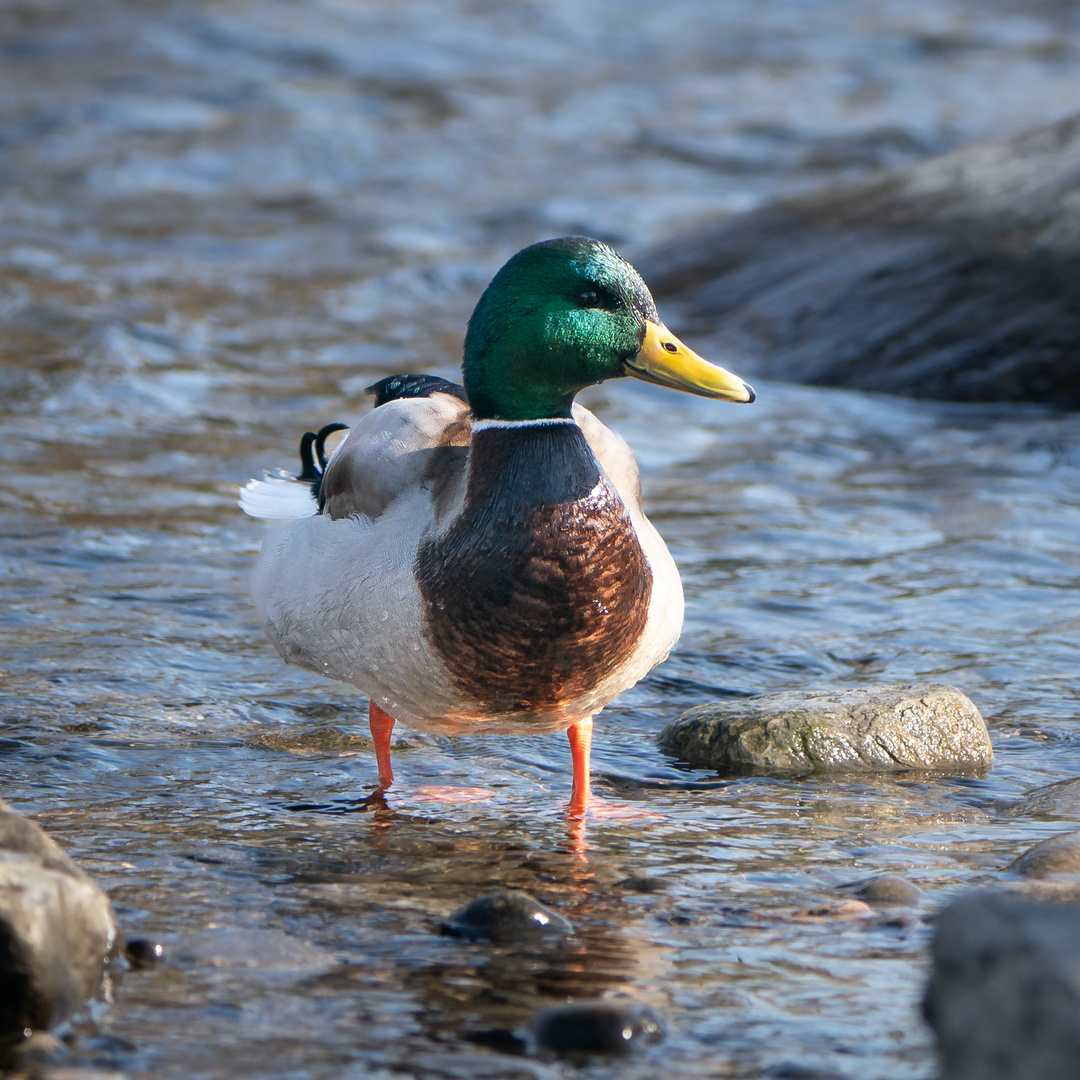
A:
443;890;573;941
125;939;165;967
617;875;667;893
846;875;924;904
531;1000;665;1054
1008;832;1080;880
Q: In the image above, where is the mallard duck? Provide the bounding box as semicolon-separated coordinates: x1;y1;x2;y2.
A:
240;237;753;812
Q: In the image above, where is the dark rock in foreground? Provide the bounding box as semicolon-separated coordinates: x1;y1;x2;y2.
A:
642;114;1080;407
0;801;119;1033
658;682;991;775
442;890;574;942
531;1000;664;1054
925;890;1080;1079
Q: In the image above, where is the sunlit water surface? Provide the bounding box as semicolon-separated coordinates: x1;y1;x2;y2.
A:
3;2;1080;1078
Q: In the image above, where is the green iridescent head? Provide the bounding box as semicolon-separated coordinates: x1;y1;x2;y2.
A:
462;237;754;421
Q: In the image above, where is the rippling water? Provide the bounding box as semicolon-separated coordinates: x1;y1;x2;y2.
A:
4;1;1080;1077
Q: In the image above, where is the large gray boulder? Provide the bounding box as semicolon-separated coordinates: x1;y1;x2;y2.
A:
657;682;991;775
0;802;119;1033
924;890;1080;1080
641;114;1080;407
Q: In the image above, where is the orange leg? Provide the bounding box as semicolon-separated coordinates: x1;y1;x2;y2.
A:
566;716;593;815
369;701;396;789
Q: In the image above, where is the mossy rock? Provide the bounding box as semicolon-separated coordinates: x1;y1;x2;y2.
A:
657;682;991;775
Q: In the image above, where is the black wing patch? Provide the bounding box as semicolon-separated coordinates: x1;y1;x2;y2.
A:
366;374;468;407
297;422;349;501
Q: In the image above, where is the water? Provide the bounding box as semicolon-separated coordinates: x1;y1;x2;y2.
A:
3;1;1080;1077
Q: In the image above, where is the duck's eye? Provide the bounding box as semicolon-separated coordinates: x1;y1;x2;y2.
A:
662;341;678;353
577;289;601;307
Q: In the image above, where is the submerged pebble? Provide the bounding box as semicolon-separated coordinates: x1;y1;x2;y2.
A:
617;874;667;893
658;683;991;775
442;890;574;941
531;1000;665;1054
787;899;875;923
845;875;924;905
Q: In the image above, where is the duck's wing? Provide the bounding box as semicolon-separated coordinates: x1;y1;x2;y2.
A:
319;390;471;521
239;376;471;524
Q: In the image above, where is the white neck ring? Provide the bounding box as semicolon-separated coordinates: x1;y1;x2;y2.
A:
471;417;577;432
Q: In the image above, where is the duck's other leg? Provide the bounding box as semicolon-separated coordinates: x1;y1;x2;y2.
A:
369;701;396;788
566;716;593;815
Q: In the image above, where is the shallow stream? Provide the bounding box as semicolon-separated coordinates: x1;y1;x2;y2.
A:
3;2;1080;1078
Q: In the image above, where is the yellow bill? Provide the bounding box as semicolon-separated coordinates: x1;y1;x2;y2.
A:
625;321;755;403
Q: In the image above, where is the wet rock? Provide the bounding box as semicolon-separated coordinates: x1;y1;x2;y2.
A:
0;801;119;1033
658;682;991;775
125;939;166;967
845;874;924;904
1015;778;1080;819
642;114;1080;407
924;890;1080;1079
1008;831;1080;880
531;1000;665;1054
443;890;574;941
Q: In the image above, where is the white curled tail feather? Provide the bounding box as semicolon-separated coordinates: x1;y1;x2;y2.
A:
238;471;319;520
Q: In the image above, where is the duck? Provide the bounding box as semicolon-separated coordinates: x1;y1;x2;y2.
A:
240;237;754;813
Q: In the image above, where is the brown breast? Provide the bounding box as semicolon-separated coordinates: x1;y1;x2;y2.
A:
415;421;653;715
